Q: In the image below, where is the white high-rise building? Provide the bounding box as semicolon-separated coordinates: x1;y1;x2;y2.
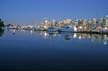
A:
92;18;97;25
44;18;49;24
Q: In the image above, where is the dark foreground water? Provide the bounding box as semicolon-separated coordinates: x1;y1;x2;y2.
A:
0;29;108;70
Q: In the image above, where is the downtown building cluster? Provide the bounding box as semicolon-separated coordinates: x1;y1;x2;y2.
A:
37;15;108;32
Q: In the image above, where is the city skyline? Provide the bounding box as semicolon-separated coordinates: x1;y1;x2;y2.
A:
0;0;108;25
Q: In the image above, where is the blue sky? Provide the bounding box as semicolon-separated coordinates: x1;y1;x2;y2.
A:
0;0;108;24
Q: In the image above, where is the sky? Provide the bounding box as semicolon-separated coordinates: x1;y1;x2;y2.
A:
0;0;108;25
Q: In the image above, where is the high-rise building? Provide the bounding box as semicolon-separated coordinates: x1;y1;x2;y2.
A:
44;18;49;25
98;18;103;27
92;18;97;25
63;19;72;25
102;18;106;26
83;19;87;25
43;18;51;27
105;15;108;26
52;19;56;27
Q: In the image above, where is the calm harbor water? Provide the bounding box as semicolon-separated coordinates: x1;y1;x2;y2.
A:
0;29;108;70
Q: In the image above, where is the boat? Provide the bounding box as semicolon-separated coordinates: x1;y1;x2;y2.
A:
58;25;74;32
7;25;20;30
47;27;58;32
21;25;33;30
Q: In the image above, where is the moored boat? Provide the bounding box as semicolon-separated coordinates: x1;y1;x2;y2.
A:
58;25;74;32
47;27;58;32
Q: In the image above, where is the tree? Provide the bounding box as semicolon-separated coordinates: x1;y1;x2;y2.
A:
0;18;4;28
0;28;4;37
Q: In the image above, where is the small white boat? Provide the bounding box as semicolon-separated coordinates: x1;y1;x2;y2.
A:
8;26;19;29
22;26;33;30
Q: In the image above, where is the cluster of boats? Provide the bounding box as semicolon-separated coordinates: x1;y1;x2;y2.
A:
47;25;74;32
6;24;108;34
7;25;75;33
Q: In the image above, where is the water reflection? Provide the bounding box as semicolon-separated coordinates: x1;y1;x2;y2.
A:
7;29;17;35
38;31;59;38
75;33;108;45
3;29;108;45
64;35;72;40
37;31;108;45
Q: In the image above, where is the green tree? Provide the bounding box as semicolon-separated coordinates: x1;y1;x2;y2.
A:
0;18;4;28
0;28;4;37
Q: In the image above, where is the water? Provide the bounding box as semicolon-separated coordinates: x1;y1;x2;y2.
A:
0;29;108;70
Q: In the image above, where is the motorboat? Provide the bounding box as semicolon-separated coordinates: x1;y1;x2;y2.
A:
58;25;74;32
47;27;58;32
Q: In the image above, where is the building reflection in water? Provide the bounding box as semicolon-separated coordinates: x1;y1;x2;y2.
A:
73;33;77;38
39;31;59;38
30;30;33;34
38;31;108;45
40;31;49;38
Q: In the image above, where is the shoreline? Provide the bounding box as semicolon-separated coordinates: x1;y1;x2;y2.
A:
73;31;108;34
5;27;108;35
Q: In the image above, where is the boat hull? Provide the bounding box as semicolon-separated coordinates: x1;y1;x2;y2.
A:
58;28;74;32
